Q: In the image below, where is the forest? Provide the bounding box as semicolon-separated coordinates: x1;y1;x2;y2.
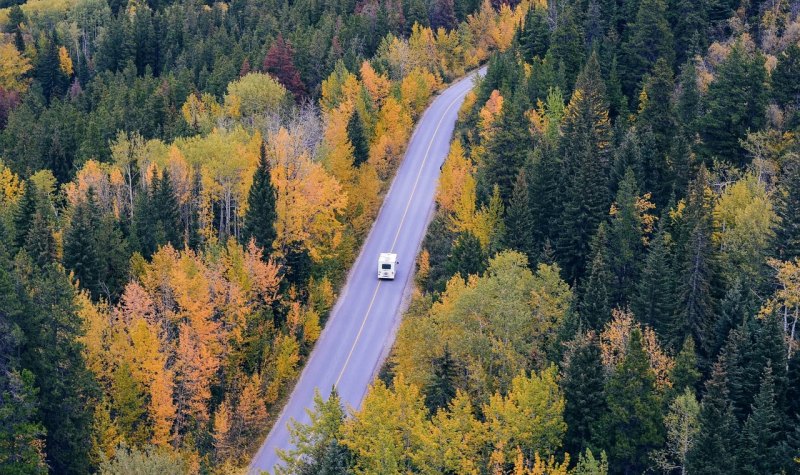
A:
0;0;522;471
276;0;800;473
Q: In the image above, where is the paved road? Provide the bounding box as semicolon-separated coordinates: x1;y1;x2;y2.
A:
249;68;484;474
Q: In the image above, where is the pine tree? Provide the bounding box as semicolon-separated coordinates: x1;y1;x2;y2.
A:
23;209;58;268
423;345;460;413
672;167;715;354
13;181;39;253
557;53;613;283
562;335;606;457
16;263;96;473
772;44;800;110
63;189;103;299
775;156;800;261
699;42;768;166
675;60;701;136
621;0;675;98
611;128;644;195
528;146;561;255
633;224;674;339
243;143;278;257
598;328;664;473
445;232;486;280
636;58;676;202
153;170;181;249
548;6;584;89
481;88;530;205
519;6;550;62
404;0;429;33
686;363;739;475
608;168;644;307
131;181;156;258
739;365;787;474
670;337;701;395
579;223;612;330
504;169;534;259
347;109;369;168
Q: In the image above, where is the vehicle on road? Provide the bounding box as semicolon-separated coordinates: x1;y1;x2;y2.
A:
378;253;398;279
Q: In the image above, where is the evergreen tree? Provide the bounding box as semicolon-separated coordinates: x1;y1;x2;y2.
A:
557;53;613;283
16;263;96;473
13;181;39;253
672;167;715;354
579;223;612;330
699;42;768;166
504;169;533;259
775;156;800;261
598;328;664;474
445;232;486;280
562;335;606;457
670;337;701;396
519;6;550;62
404;0;429;33
423;345;460;413
131;181;156;258
347;109;369;168
153;170;182;249
611;128;644;194
675;60;702;136
772;44;800;110
621;0;675;98
63;189;103;299
686;362;740;475
548;6;584;89
636;58;676;202
243;143;278;256
481;89;530;205
633;224;674;339
23;209;58;268
528;146;560;255
739;365;788;474
608;168;644;306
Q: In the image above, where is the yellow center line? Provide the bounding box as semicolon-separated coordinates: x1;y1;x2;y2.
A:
333;86;471;389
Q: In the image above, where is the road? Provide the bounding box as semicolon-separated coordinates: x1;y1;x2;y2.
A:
249;68;484;474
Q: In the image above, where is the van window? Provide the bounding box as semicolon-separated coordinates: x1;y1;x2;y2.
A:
381;263;392;270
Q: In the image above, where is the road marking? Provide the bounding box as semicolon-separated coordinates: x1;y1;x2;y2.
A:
333;87;470;388
389;89;470;252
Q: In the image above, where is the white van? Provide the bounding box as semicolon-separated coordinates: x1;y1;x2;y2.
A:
378;253;398;279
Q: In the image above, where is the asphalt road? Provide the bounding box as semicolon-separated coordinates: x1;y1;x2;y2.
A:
249;68;484;474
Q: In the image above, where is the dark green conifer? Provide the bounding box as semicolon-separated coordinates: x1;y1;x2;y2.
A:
579;223;612;330
562;334;606;457
243;143;278;257
445;232;486;280
424;345;460;413
504;169;533;259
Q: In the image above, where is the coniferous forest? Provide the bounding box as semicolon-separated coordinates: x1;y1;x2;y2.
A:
1;0;800;470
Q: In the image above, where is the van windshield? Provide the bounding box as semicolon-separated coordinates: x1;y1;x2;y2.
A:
381;264;392;270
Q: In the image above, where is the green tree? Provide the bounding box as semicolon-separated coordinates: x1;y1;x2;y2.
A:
686;363;739;475
481;89;530;205
739;365;788;474
152;170;181;249
423;345;461;413
445;232;486;281
277;389;350;474
63;189;103;299
699;42;768;166
621;0;675;98
771;44;800;109
670;337;701;396
598;328;664;474
347;109;369;167
579;223;612;330
557;53;613;283
243;143;278;256
562;334;606;457
608;168;645;306
633;224;674;339
636;58;676;202
504;169;533;259
775;156;800;261
519;6;550;62
16;262;96;474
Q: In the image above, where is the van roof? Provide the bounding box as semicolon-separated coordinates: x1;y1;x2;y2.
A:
379;253;397;262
